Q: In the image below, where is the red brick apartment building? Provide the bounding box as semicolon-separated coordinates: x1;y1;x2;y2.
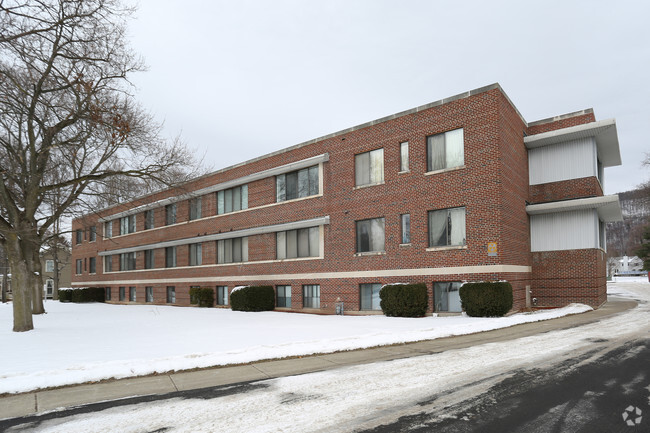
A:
70;84;622;314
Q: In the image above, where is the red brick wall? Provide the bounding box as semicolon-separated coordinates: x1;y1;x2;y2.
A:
527;112;596;135
529;177;603;204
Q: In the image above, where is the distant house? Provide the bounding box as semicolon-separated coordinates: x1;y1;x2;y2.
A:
41;245;72;299
613;255;645;276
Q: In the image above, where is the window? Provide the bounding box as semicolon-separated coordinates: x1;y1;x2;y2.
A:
428;207;466;247
146;286;153;303
217;286;228;306
46;279;54;296
104;255;113;272
129;286;136;302
167;286;176;303
165;204;177;225
217;185;248;215
356;218;385;253
120;215;136;235
105;287;111;301
360;283;382;310
144;249;154;269
189;197;202;221
119;286;126;301
89;257;96;274
104;221;113;239
426;128;464;172
355;148;384;187
89;226;96;242
75;229;82;244
145;209;154;230
401;214;411;244
165;247;177;268
434;282;462;312
45;260;54;273
189;243;202;266
276;227;319;259
119;252;136;271
276;285;291;308
75;259;82;274
217;237;248;264
400;142;409;172
276;166;319;202
303;285;320;309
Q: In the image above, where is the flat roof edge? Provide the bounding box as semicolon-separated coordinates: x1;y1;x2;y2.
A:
528;108;595;127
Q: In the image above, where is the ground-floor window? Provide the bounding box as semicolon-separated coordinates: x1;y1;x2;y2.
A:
303;285;320;309
360;283;382;310
105;287;111;301
129;286;136;302
167;286;176;304
434;282;462;312
119;286;125;301
276;285;291;308
146;286;153;303
216;286;228;305
45;279;54;297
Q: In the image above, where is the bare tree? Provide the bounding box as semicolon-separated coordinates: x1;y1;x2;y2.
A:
0;0;199;331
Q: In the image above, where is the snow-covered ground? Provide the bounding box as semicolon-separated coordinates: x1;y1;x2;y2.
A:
0;284;640;395
6;282;650;433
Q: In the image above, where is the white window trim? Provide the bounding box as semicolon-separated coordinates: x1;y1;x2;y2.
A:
424;165;466;176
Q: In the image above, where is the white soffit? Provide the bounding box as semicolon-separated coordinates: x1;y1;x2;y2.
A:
526;195;623;222
524;119;621;167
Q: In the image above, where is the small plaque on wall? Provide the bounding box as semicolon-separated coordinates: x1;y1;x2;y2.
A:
487;242;498;257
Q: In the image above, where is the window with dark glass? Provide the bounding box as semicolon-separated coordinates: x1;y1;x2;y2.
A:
129;286;136;302
104;255;113;272
89;226;96;242
89;257;96;274
217;185;248;215
104;221;113;238
119;252;136;271
75;229;82;244
189;197;202;221
165;203;177;225
428;207;466;247
276;165;319;202
144;209;154;230
120;215;136;235
434;282;462;312
119;286;126;301
217;237;248;264
356;218;385;253
426;128;464;172
146;286;153;302
277;285;291;308
166;286;176;303
189;243;202;266
401;214;411;244
303;285;320;309
144;249;154;269
276;227;319;259
165;246;177;268
217;286;228;305
105;287;111;301
360;283;382;310
355;149;384;187
75;259;82;274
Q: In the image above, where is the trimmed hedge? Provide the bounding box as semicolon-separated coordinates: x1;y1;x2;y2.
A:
380;283;428;317
58;287;105;303
459;281;513;317
189;287;215;307
230;285;275;312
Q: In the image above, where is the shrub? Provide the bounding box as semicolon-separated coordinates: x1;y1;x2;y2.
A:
380;283;428;317
459;281;513;317
190;287;214;307
230;285;275;312
59;287;104;303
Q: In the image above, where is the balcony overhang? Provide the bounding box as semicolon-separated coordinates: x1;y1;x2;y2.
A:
526;195;623;222
524;118;621;167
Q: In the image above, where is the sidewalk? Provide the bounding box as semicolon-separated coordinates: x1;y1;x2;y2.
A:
0;297;637;421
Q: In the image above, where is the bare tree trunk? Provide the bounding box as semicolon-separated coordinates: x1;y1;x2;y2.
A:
31;247;45;314
6;234;33;332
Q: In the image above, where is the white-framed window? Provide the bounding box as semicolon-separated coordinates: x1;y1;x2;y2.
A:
89;257;96;274
434;281;462;312
165;246;177;268
166;286;175;303
165;203;177;225
356;218;385;253
189;197;202;221
75;259;82;274
119;286;126;301
146;286;153;303
277;285;291;308
144;249;154;269
276;227;319;259
217;237;248;264
426;128;464;172
276;165;319;202
144;209;154;230
355;148;384;187
303;284;320;309
428;207;466;247
120;215;136;235
401;214;411;244
360;283;382;311
104;221;113;238
45;259;54;273
217;286;228;306
119;252;136;271
189;243;202;266
104;255;113;272
89;226;96;242
129;286;136;302
217;185;248;215
400;142;409;172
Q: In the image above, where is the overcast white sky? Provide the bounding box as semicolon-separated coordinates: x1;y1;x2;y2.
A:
127;0;650;195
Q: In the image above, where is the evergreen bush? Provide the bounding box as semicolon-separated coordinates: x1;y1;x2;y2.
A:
379;283;428;317
190;287;214;307
230;285;275;312
459;281;513;317
59;287;104;303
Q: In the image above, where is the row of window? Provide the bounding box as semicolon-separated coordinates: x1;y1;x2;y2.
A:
77;127;465;244
103;282;462;312
77;206;466;275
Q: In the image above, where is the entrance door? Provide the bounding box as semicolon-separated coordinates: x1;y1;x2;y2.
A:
434;282;462;312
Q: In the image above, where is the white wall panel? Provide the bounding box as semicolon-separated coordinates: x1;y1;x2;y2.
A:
530;209;599;252
529;137;597;185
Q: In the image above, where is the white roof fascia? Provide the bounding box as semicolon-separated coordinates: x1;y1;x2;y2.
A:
526;195;623;222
